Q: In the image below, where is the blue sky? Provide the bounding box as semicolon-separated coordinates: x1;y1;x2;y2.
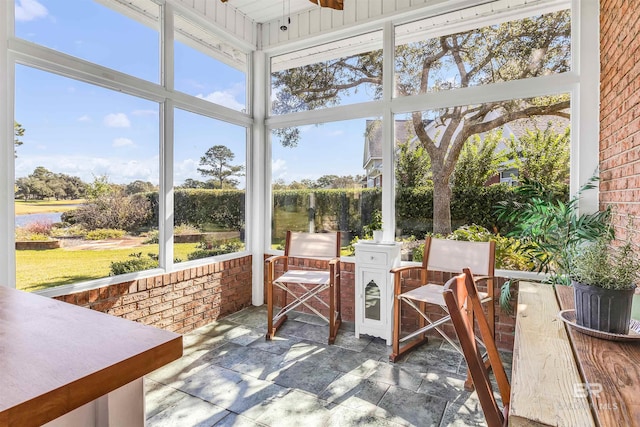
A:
13;0;368;188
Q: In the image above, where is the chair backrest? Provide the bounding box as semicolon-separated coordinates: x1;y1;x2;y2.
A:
442;270;510;427
285;231;341;259
423;236;495;276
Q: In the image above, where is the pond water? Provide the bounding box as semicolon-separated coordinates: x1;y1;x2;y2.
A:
15;212;63;228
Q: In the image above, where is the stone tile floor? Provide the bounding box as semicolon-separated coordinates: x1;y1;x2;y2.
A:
145;306;512;427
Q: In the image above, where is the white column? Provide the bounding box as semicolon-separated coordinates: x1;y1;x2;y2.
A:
573;0;600;213
0;1;15;287
381;20;395;242
160;3;175;270
250;44;267;306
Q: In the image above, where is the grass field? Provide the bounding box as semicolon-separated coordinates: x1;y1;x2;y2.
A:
16;243;199;292
15;199;84;215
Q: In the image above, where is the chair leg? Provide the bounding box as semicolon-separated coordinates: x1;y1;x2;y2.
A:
464;294;476;391
328;266;342;345
266;273;274;340
390;299;429;362
390;290;402;361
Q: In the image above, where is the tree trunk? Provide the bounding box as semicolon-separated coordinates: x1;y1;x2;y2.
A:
432;176;452;235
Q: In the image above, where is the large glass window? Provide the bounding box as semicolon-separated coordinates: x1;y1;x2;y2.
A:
394;95;571;251
14;65;160;291
270;32;383;115
394;9;570;96
14;0;160;83
174;14;247;112
271;118;381;250
173;109;247;262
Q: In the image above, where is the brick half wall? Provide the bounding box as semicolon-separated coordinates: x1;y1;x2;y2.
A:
54;255;253;335
600;0;640;240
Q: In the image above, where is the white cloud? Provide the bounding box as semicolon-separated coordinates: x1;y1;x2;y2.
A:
197;90;244;111
103;113;131;128
15;154;160;185
15;0;48;22
112;137;134;148
77;115;91;122
272;158;287;175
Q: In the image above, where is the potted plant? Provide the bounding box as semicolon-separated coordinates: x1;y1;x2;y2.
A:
569;234;639;334
363;209;383;242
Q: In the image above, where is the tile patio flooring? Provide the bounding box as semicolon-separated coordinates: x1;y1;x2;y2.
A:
145;306;512;427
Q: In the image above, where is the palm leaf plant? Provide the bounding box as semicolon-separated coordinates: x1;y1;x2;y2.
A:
495;176;612;285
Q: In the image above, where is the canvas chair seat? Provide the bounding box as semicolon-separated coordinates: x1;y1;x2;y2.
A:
390;236;496;389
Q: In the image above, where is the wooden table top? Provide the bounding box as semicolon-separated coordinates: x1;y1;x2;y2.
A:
509;281;595;427
0;286;183;427
556;285;640;427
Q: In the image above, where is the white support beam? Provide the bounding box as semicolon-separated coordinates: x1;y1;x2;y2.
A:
381;20;395;243
250;47;267;306
572;0;600;213
0;0;15;287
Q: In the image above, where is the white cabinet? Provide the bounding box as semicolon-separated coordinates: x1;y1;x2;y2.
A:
354;241;401;345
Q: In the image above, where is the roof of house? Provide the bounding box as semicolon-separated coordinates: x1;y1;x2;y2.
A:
363;119;417;167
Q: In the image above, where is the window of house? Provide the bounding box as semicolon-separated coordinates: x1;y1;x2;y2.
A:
14;0;160;83
173;108;247;262
174;13;247;112
270;31;383;115
270;118;381;250
14;65;160;292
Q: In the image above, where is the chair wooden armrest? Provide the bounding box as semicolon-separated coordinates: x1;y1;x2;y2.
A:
390;265;424;275
265;254;288;265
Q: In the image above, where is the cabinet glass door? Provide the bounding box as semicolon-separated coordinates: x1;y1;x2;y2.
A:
365;280;381;321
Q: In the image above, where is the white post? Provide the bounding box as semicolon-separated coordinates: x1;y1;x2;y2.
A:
572;0;600;213
250;43;267;306
0;1;15;287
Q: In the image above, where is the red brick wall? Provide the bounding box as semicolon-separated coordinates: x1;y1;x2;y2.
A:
265;256;516;351
600;0;640;241
392;268;517;351
54;256;252;334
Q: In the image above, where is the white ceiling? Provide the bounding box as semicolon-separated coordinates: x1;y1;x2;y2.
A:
222;0;323;24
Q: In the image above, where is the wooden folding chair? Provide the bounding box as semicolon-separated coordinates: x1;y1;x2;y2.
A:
443;269;511;427
265;231;342;344
390;236;496;363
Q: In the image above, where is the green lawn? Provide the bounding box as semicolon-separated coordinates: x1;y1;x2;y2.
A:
16;243;199;292
15;199;84;215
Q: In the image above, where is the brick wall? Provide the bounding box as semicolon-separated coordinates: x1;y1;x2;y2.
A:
54;255;252;335
600;0;640;242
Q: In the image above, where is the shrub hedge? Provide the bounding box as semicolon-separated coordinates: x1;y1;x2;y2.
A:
141;184;568;238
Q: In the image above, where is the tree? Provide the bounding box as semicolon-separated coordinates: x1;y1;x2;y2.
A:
272;10;571;233
15;167;87;200
125;180;157;195
14;121;25;157
315;174;363;189
396;142;431;188
451;130;508;189
197;145;245;189
86;174;114;199
507;123;570;187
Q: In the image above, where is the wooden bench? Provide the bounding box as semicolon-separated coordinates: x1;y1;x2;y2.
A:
509;281;595;426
